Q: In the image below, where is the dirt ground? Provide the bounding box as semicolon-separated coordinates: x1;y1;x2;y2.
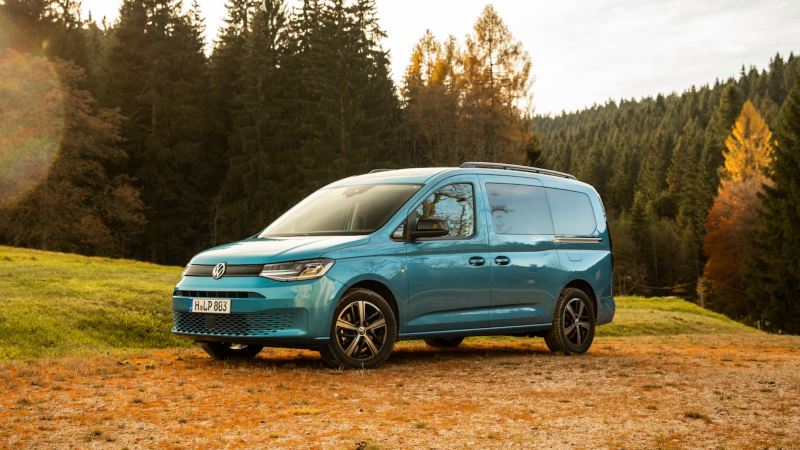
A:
1;334;799;449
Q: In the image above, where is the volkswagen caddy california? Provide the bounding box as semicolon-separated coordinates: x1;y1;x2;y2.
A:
172;162;615;368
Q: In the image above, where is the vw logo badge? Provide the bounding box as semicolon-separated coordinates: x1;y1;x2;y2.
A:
212;262;226;280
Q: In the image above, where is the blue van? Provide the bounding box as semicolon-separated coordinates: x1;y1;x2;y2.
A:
172;162;614;368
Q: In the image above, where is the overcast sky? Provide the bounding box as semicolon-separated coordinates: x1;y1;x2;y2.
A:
81;0;800;115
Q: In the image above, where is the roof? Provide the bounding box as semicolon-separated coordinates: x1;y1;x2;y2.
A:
328;167;450;186
327;164;592;191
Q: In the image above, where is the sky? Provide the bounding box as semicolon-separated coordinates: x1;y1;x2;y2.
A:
80;0;800;115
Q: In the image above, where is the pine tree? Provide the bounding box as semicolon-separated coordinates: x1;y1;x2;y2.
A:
667;121;705;234
290;0;398;181
205;0;256;244
461;5;532;163
216;0;290;241
207;0;254;173
747;80;800;333
83;14;114;101
700;84;743;190
105;0;211;263
608;141;634;211
0;0;88;65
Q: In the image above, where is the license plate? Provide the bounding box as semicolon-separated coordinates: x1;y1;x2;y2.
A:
190;298;231;314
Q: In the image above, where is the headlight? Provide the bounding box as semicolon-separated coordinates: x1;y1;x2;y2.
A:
259;259;335;281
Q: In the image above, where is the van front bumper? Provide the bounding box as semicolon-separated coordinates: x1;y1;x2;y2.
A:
170;274;344;347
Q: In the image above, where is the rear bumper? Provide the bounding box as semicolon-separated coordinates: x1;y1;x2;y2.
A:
170;274;344;345
597;295;615;325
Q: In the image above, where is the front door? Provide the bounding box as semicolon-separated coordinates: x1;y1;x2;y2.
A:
405;176;492;333
479;175;563;327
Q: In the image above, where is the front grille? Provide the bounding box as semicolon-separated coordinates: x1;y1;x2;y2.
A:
172;310;299;336
184;264;263;277
173;290;264;299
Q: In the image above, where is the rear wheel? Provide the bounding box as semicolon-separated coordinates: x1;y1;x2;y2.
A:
320;288;396;369
544;288;596;355
424;337;464;349
199;342;263;360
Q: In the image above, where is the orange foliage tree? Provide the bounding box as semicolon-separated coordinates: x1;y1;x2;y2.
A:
702;101;772;319
0;49;63;205
0;50;145;256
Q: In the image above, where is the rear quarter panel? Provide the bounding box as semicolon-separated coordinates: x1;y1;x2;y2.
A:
540;177;615;324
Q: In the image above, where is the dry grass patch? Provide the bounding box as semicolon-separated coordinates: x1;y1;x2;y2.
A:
1;333;798;448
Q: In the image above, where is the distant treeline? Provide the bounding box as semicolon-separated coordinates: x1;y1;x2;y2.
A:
535;55;800;332
1;1;798;332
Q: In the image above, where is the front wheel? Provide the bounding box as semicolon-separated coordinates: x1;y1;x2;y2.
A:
200;342;263;360
320;288;396;369
544;288;596;355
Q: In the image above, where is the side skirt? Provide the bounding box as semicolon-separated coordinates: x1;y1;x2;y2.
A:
398;323;551;341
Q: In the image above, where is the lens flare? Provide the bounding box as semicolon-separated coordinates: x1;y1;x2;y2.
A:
0;49;64;207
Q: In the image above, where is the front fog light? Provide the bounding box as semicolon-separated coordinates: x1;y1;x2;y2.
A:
259;259;335;281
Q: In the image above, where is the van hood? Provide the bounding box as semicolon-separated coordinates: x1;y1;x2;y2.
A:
190;235;369;265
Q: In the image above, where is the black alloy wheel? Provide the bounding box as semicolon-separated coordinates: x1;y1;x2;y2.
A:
544;288;596;355
320;288;396;369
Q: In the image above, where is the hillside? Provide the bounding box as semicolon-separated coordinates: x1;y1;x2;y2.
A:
0;246;754;359
534;53;798;305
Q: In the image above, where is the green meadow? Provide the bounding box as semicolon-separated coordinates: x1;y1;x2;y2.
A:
0;246;754;359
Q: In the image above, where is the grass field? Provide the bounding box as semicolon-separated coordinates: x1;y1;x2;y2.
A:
0;245;754;359
0;246;186;359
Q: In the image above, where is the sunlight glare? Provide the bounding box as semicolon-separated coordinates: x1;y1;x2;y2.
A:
0;49;64;207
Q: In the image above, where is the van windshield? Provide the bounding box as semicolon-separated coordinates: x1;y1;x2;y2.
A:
259;184;421;237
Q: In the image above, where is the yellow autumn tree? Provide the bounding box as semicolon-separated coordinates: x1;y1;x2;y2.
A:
461;5;532;163
402;6;533;166
721;100;772;183
702;101;773;319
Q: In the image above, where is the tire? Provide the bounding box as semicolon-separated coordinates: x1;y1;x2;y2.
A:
200;342;263;360
424;337;464;349
544;288;596;355
319;288;396;369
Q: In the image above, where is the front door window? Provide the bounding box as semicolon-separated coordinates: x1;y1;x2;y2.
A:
414;183;475;238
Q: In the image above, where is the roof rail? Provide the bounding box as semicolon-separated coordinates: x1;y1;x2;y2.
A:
368;169;392;174
460;162;576;180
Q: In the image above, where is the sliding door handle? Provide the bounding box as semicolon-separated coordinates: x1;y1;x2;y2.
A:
468;256;486;266
494;256;511;266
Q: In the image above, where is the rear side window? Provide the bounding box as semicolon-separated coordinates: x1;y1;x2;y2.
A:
486;183;553;234
546;188;597;235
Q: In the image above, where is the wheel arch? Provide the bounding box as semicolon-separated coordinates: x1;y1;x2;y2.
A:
345;279;400;338
562;279;598;318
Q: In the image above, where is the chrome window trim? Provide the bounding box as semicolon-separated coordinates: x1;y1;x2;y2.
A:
554;236;603;244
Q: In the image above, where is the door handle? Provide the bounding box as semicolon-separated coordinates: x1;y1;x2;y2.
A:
468;256;486;266
494;256;511;266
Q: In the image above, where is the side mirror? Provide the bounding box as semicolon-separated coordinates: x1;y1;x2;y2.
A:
408;217;450;240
